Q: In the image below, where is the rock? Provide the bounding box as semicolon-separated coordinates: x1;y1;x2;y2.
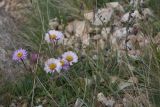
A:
84;2;124;26
129;0;140;8
135;94;151;107
121;13;130;23
81;33;90;46
84;78;93;86
0;9;25;83
65;20;90;46
113;27;127;38
63;38;68;46
84;8;114;26
106;2;124;13
36;98;41;104
67;37;74;46
123;40;136;50
123;93;151;107
132;24;140;35
118;81;133;91
110;36;118;49
101;27;111;40
142;8;154;19
121;10;141;22
154;32;160;45
42;98;47;105
97;93;115;107
73;20;89;36
65;22;74;34
58;24;64;30
0;48;6;62
49;20;59;29
110;76;119;83
128;64;135;71
88;27;94;33
92;55;98;60
84;11;94;22
0;1;5;8
74;98;84;107
139;38;149;47
3;0;31;23
128;50;141;59
10;103;16;107
88;26;101;34
93;34;101;40
21;102;28;107
98;39;105;49
94;27;101;34
128;35;138;44
120;39;134;50
74;43;81;51
128;76;138;84
95;8;114;26
131;10;141;19
65;32;71;38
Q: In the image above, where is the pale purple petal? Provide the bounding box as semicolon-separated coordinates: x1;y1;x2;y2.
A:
12;48;27;62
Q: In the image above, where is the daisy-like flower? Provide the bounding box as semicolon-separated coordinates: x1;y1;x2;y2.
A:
59;58;70;71
62;51;78;65
45;30;63;43
12;48;27;61
44;58;62;73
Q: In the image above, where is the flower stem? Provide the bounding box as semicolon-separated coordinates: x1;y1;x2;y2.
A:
21;58;28;71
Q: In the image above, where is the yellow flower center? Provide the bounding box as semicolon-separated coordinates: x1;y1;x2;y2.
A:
49;34;57;40
66;56;73;62
17;52;23;58
60;60;65;66
49;63;57;70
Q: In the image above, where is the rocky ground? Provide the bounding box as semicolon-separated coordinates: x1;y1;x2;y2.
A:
49;1;160;59
0;0;31;98
43;1;160;106
0;5;21;84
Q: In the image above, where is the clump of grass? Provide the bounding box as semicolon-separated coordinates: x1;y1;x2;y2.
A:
148;0;160;18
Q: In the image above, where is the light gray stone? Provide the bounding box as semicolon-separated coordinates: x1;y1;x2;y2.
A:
93;34;101;40
65;20;90;46
0;8;25;83
97;93;115;107
84;8;114;26
106;2;124;12
121;10;141;22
